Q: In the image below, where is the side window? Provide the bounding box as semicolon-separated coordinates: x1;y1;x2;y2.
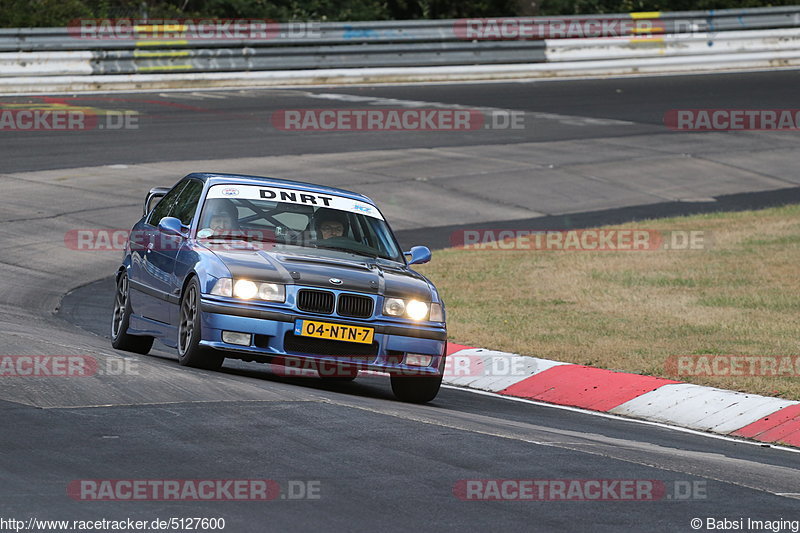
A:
147;181;186;226
171;180;204;226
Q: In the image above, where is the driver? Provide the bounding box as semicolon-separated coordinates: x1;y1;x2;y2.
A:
314;209;350;241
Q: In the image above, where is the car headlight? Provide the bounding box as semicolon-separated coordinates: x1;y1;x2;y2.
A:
210;278;285;302
405;300;429;320
257;282;284;301
233;279;258;299
383;298;429;320
383;298;406;317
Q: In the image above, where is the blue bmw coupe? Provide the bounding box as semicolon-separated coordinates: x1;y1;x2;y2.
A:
112;173;447;402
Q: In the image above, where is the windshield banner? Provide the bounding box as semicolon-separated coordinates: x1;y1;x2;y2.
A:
206;184;383;220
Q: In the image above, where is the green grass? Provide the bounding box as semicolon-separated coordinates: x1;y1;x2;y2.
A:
416;203;800;400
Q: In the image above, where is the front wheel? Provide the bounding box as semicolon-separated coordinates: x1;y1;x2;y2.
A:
111;272;154;354
390;374;443;403
177;277;224;371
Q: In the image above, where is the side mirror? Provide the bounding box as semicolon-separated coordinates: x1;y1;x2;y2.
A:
158;216;187;237
405;245;431;265
144;187;170;216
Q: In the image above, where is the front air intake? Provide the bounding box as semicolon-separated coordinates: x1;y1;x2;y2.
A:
337;294;374;318
297;289;335;314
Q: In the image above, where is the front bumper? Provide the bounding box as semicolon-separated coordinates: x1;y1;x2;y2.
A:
199;298;447;375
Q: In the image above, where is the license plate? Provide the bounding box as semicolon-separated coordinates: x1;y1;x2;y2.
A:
294;320;374;344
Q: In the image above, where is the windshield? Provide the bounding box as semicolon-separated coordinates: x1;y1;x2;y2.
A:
196;184;404;262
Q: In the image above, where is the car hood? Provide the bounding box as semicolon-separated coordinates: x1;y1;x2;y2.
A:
208;245;432;300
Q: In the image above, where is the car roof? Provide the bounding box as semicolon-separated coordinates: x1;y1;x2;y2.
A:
187;172;376;205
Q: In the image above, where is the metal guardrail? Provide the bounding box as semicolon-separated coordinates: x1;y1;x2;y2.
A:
0;6;798;83
2;6;800;49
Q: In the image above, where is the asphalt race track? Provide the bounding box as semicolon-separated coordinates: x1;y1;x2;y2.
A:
2;70;800;532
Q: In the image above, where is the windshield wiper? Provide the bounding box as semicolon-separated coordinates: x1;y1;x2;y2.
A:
199;233;275;243
316;244;379;260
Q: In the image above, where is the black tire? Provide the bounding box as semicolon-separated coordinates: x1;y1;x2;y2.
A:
390;374;443;403
177;277;224;371
111;272;154;355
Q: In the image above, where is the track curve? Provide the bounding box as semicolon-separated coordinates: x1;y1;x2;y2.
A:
3;71;800;530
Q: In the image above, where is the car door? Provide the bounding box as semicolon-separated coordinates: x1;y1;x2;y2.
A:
162;179;205;325
129;180;187;324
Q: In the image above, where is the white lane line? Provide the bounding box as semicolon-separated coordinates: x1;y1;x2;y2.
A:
303;91;635;127
10;68;800;98
156;91;229;100
303;91;515;112
64;86;633;127
157;92;207;100
190;91;228;99
326;386;800;498
440;385;800;455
